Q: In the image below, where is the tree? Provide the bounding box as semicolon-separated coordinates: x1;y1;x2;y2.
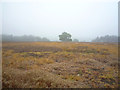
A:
41;37;50;42
59;32;72;42
73;39;79;42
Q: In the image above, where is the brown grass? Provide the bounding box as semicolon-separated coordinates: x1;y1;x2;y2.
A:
2;42;119;88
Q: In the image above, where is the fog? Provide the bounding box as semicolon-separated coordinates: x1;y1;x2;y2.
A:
1;0;118;41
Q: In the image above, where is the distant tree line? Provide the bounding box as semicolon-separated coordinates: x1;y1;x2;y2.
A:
2;34;119;42
92;35;119;42
1;34;50;42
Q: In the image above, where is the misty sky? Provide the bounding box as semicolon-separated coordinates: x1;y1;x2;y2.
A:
1;0;118;41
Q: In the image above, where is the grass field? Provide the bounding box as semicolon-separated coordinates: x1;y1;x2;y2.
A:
2;42;119;88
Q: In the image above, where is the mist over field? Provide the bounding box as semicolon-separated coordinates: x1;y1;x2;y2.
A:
1;0;119;88
1;0;118;41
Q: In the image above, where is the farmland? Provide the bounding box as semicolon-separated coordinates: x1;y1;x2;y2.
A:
2;42;119;88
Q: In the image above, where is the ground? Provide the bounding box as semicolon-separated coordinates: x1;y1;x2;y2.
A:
2;42;119;88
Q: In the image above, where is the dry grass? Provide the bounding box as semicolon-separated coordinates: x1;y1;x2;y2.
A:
2;42;119;88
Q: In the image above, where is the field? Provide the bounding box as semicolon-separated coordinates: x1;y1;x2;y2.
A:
2;42;119;88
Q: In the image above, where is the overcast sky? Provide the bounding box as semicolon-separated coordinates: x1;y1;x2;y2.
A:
1;0;119;41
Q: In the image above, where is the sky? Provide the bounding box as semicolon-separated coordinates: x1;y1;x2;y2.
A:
0;0;119;41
